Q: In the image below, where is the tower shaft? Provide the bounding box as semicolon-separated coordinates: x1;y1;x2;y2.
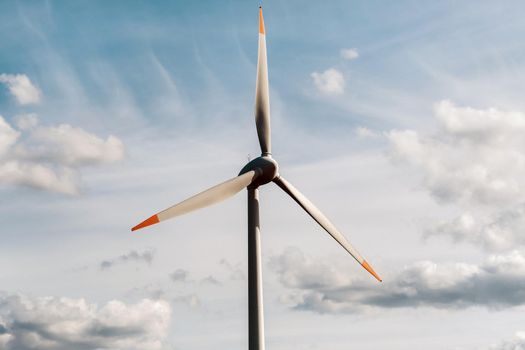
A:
248;187;265;350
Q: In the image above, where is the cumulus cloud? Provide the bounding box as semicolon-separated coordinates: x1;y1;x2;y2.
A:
0;115;124;195
0;161;78;195
340;48;359;60
311;68;345;95
0;293;171;350
270;247;350;290
271;248;525;314
387;101;525;206
426;205;525;252
100;249;155;270
490;332;525;350
25;124;124;166
13;114;39;130
0;117;19;156
0;74;41;105
388;101;525;253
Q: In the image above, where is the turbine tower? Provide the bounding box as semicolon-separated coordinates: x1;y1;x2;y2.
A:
132;7;381;350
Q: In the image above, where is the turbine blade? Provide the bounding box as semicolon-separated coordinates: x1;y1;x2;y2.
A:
132;170;259;231
255;6;271;155
273;176;382;282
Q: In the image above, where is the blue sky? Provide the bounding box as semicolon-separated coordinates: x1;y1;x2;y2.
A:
2;1;525;349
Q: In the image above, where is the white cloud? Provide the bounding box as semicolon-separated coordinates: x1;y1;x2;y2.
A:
0;115;124;194
26;124;124;166
311;68;345;95
426;205;525;252
425;212;478;242
14;114;39;130
387;101;525;256
340;48;359;60
269;247;351;290
271;248;525;314
355;126;379;139
0;74;41;105
0;161;78;195
490;331;525;350
436;100;525;141
387;101;525;206
0;294;171;350
0;116;19;156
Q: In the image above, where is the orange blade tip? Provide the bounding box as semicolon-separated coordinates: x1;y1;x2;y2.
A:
259;7;265;34
131;215;160;232
362;260;382;282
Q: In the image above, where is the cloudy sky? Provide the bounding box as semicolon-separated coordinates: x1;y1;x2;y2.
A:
1;1;525;349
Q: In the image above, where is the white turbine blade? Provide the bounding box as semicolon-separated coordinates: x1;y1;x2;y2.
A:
132;170;259;231
255;6;271;155
273;176;382;282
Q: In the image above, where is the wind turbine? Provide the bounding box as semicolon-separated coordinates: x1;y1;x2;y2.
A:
132;6;381;350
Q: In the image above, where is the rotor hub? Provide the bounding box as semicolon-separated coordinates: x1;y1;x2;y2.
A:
239;156;278;188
